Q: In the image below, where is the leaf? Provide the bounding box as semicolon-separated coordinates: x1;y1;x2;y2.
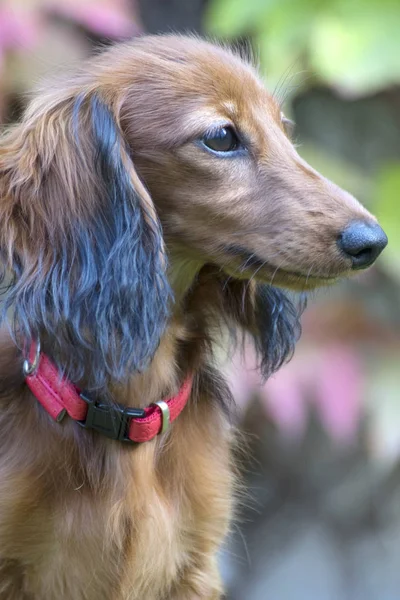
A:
256;31;303;96
374;163;400;279
205;0;276;37
366;353;400;462
206;0;400;96
310;6;400;96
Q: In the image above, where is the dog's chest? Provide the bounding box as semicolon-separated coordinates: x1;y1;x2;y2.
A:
2;402;233;599
117;407;234;598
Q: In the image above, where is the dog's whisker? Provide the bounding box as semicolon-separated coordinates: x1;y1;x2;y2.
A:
305;262;315;287
269;258;287;288
220;249;285;292
221;253;258;290
244;258;271;297
271;61;298;104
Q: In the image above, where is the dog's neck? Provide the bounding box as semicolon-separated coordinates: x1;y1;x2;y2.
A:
112;250;209;409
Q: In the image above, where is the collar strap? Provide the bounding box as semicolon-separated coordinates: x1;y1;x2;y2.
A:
24;343;192;443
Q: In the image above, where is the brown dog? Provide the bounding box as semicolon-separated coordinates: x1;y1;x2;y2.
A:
0;35;387;599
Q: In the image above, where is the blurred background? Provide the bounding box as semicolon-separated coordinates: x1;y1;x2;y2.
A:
1;1;400;598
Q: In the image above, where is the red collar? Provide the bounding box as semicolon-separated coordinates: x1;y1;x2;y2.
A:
24;343;192;443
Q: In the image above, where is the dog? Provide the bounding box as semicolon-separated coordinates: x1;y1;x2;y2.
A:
0;34;387;599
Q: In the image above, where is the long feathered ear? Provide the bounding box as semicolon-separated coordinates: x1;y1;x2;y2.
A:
252;284;306;379
218;277;305;379
0;91;171;389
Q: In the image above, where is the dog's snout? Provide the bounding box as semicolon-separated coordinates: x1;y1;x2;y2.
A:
338;221;388;270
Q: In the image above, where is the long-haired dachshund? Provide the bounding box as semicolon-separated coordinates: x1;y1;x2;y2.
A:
0;35;387;599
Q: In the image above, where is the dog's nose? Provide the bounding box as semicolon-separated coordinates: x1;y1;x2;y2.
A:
338;221;388;270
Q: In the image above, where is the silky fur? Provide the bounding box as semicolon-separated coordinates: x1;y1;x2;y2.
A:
0;35;382;599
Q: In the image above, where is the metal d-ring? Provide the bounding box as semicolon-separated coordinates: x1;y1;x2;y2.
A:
151;400;170;435
23;340;41;376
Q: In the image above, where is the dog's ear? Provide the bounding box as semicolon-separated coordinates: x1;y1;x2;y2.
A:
252;284;306;379
0;92;171;389
219;278;305;378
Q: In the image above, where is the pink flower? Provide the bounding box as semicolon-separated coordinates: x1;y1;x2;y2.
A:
47;0;139;40
0;0;138;63
227;342;363;444
0;6;38;54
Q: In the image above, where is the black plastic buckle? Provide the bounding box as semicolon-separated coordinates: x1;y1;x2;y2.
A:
78;393;146;443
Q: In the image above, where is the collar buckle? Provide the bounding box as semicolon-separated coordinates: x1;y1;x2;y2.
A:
78;393;146;443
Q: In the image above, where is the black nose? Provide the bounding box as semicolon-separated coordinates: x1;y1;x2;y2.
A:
338;221;388;270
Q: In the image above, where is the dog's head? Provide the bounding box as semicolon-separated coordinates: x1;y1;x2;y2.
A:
120;36;387;289
0;35;387;387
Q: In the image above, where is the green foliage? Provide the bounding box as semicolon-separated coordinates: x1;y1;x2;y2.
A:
206;0;273;37
310;2;400;96
206;0;400;96
375;163;400;278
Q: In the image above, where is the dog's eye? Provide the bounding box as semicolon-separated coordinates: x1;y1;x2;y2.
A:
281;114;295;139
202;127;240;153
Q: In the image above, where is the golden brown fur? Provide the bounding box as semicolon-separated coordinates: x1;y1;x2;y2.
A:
0;35;384;599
